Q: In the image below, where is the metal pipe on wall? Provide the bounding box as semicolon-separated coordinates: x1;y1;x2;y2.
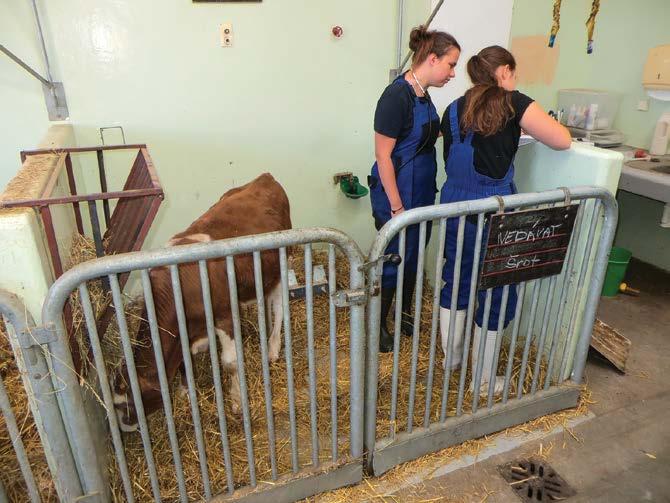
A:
396;0;405;69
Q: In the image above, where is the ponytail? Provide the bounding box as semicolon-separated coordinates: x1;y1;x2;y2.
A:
461;46;517;136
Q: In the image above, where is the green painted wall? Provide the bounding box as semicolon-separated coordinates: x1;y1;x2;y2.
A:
511;0;670;271
1;0;430;253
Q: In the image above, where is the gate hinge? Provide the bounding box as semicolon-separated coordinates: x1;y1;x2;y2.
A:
332;288;367;307
18;324;57;349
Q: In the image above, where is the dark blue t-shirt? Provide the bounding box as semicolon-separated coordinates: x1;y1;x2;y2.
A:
374;75;439;156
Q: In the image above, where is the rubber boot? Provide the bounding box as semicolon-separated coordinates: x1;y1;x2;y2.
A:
439;308;466;370
379;287;396;353
470;325;504;395
400;274;416;337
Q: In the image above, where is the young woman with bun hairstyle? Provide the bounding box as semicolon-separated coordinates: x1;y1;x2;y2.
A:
369;26;461;353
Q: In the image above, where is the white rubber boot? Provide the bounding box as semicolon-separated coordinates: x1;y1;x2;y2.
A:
470;325;504;395
440;308;466;371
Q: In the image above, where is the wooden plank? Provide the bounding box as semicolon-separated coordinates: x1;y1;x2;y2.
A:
590;318;631;373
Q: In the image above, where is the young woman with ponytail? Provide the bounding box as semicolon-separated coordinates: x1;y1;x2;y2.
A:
438;46;571;393
369;26;460;353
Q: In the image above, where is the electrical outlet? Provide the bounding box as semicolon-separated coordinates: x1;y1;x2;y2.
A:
637;99;649;111
220;23;233;47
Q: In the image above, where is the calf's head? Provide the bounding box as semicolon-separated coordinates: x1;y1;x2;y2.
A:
112;362;164;433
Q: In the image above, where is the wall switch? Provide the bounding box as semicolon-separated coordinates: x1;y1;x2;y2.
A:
220;23;233;47
637;99;649;111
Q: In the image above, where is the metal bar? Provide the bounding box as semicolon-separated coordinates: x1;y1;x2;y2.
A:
0;376;41;503
328;244;338;461
440;216;465;422
141;271;189;502
0;187;164;208
279;247;299;472
396;0;405;68
543;203;585;390
407;222;427;432
487;285;509;408
169;265;212;498
87;201;105;259
252;251;279;480
141;147;164;191
39;206;63;278
30;0;54;84
64;153;84;235
503;282;526;403
398;0;445;72
348;248;367;460
424;217;446;427
304;244;320;466
365;272;382;464
226;256;257;486
129;197;163;253
572;197;617;383
109;274;162;501
21;144;147;157
38;154;67;201
531;275;559;394
472;289;492;413
389;228;406;432
456;213;485;416
78;284;135;503
560;200;602;382
517;279;542;400
96;149;111;227
198;262;235;494
0;291;84;501
0;43;52;87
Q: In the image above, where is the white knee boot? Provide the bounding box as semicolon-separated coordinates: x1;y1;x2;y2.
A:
470;325;504;395
439;308;466;371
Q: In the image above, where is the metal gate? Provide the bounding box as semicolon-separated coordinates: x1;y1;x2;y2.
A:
39;228;367;502
364;187;617;475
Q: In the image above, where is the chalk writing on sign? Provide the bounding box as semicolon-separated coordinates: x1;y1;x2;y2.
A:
478;204;579;290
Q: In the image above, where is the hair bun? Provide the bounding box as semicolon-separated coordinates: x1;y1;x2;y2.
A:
409;25;430;52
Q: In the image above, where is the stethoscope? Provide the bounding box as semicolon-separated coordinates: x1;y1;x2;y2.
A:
393;70;435;174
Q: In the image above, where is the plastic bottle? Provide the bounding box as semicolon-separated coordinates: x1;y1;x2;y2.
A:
585;104;598;130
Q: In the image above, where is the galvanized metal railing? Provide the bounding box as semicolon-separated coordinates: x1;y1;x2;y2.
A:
364;186;617;475
0;290;86;502
41;227;367;503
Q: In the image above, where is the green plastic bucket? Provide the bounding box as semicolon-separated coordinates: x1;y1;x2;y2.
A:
601;247;632;297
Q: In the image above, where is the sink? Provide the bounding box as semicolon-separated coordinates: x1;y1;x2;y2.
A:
652;165;670;175
619;155;670;204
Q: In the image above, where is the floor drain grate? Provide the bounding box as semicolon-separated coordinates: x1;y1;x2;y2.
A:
498;458;576;502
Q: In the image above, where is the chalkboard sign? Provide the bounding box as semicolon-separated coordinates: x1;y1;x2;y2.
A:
478;204;579;290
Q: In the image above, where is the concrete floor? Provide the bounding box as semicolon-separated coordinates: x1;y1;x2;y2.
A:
390;259;670;502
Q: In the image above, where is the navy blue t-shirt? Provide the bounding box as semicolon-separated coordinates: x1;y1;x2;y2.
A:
374;75;439;156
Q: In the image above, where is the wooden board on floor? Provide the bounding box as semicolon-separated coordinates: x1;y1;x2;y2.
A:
590;319;631;373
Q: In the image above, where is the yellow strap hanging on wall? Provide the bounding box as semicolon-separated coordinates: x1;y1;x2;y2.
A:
586;0;600;54
548;0;562;48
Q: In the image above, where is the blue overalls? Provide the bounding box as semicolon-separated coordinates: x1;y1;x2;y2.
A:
369;76;440;288
439;99;518;330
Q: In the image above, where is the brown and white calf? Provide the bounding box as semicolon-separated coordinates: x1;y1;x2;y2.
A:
112;173;291;432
